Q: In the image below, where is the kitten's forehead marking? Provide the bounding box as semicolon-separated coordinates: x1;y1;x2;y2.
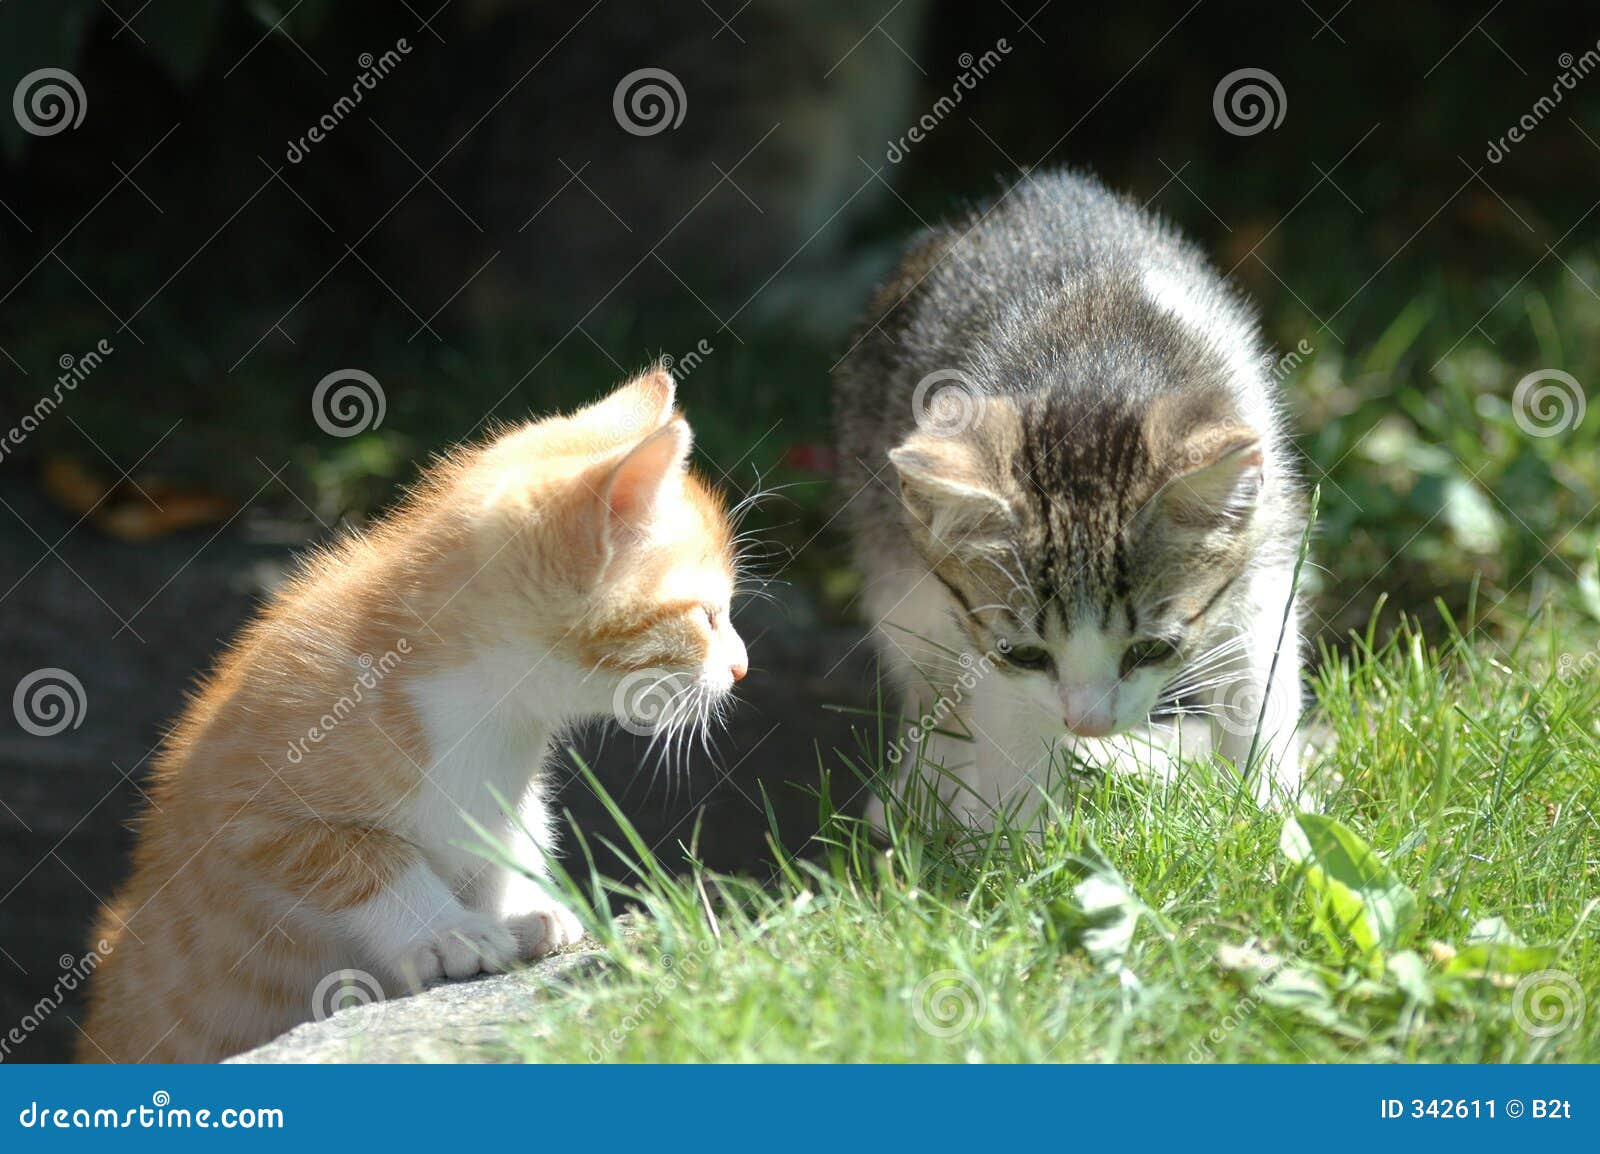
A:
1012;397;1161;631
1032;500;1139;636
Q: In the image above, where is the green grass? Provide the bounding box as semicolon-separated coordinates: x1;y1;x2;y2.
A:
402;249;1600;1065
494;597;1599;1064
14;170;1598;1062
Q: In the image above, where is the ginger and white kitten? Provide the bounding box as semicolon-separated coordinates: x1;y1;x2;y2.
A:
81;370;747;1062
834;170;1307;825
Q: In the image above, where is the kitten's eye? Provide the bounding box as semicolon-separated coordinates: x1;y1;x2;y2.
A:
1120;639;1178;676
999;640;1052;671
702;606;718;629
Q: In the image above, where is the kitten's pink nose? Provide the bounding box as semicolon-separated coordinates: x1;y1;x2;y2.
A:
728;631;748;682
1061;685;1116;737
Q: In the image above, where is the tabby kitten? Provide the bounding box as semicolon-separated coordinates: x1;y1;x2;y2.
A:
80;370;747;1062
834;170;1306;824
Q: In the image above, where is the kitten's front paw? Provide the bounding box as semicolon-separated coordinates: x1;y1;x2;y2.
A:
505;902;584;961
398;912;517;985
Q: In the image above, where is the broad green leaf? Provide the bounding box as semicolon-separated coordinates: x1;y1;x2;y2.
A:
1257;964;1341;1026
1072;871;1142;975
1281;814;1419;960
1466;916;1524;947
1445;943;1558;978
1386;949;1435;1006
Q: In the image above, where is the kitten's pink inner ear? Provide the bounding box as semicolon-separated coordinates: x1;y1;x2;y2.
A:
599;419;692;537
889;437;1014;544
1162;427;1263;526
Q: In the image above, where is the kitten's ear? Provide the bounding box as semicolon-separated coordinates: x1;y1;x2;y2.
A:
596;418;692;547
889;432;1015;547
1151;425;1263;527
576;367;676;446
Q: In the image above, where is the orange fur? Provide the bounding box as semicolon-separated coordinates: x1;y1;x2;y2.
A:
79;369;746;1062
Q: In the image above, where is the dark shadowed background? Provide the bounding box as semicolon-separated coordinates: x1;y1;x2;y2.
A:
3;1;1599;1060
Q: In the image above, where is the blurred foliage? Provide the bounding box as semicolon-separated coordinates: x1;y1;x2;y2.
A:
2;1;1598;646
1293;255;1600;634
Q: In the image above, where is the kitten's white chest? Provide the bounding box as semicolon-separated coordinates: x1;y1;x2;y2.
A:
405;648;571;886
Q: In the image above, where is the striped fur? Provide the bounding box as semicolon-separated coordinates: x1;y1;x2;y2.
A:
834;170;1308;823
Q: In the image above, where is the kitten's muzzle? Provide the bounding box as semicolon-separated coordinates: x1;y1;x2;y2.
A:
1061;684;1118;737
